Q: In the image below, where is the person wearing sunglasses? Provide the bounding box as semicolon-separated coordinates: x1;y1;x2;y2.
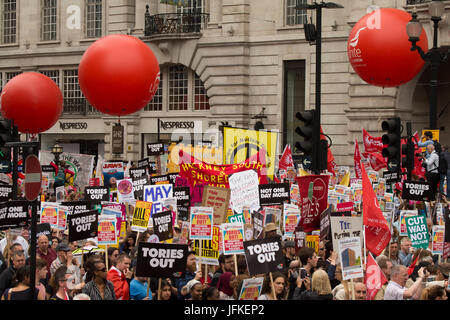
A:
49;266;71;300
82;259;116;300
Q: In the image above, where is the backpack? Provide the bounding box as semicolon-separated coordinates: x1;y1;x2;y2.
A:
54;167;66;187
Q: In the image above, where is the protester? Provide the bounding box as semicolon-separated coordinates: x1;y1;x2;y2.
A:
185;279;203;300
211;254;235;287
35;258;48;300
1;266;44;300
155;279;177;301
263;223;278;238
216;271;235;300
0;231;29;260
0;250;26;297
202;286;220;300
374;255;393;300
442;145;450;198
49;266;71;300
120;232;136;256
353;281;367;300
73;293;91;300
107;253;132;300
418;131;435;148
130;275;151;300
398;237;414;267
107;247;120;269
282;240;296;275
420;285;448;300
293;269;333;300
82;259;116;300
384;265;429;300
175;251;201;300
258;272;287;300
36;235;57;277
422;144;440;198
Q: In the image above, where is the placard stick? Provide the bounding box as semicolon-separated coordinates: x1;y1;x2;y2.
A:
157;278;162;300
105;245;109;271
146;278;151;299
205;264;208;284
269;272;276;300
350;279;355;300
233;254;238;276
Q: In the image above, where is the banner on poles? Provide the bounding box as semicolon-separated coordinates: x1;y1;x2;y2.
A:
135;243;188;278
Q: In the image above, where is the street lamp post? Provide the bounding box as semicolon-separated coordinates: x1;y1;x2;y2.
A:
406;1;449;130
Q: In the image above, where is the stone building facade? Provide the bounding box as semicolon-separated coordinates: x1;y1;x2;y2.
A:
0;0;448;166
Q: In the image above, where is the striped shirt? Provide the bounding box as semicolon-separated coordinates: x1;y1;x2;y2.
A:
82;280;116;300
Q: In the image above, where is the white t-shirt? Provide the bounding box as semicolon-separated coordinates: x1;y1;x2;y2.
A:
384;281;408;300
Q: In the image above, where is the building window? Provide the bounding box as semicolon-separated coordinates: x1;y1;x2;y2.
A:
41;0;57;41
63;69;86;114
5;71;20;82
168;64;188;111
145;72;163;111
176;0;204;14
286;0;306;26
284;60;306;151
2;0;16;44
40;70;60;86
85;0;102;39
194;74;209;111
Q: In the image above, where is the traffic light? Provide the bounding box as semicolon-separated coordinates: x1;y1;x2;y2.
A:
401;138;414;179
381;117;401;173
295;110;317;169
0;119;11;161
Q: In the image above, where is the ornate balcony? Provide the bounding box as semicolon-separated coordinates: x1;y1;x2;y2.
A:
406;0;432;4
144;5;209;37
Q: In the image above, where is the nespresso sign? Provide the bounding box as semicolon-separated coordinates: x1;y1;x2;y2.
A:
59;122;88;130
159;120;196;130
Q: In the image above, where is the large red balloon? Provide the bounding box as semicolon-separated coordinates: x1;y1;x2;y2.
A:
78;34;160;116
348;8;428;87
0;72;63;134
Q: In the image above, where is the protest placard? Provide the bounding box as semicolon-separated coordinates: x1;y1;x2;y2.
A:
192;225;220;266
400;210;418;236
431;225;445;255
101;206;123;241
222;223;245;255
131;174;148;200
259;183;290;206
338;237;364;281
402;181;432;201
0;185;13;202
239;277;264;300
61;200;93;216
36;223;51;240
294;225;306;256
143;184;173;216
253;210;264;240
68;210;98;242
131;201;153;233
56;186;65;203
84;186;110;202
150;175;170;185
152;210;173;242
306;234;320;253
0;201;29;231
227;213;245;225
320;207;331;243
40;202;59;228
56;205;68;231
283;203;300;238
405;215;430;249
297;175;329;232
147;142;165;156
189;207;213;240
290;184;300;205
336;202;354;213
117;178;135;203
243;238;284;276
135;243;188;278
229;170;260;213
97;215;117;245
102;162;124;188
201;185;230;225
130;167;147;180
330;216;363;252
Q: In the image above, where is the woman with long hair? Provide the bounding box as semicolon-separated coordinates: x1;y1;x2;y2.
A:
420;285;448;300
49;266;71;300
1;266;44;300
258;272;287;300
294;269;333;300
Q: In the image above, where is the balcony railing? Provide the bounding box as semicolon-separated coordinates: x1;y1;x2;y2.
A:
406;0;432;5
63;98;101;116
144;8;209;37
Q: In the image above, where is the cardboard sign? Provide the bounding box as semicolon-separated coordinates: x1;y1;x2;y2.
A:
98;215;117;245
284;203;301;238
405;215;430;249
0;201;29;231
147;142;165;156
229;170;260;213
297;175;330;233
0;185;12;202
431;225;445;255
259;183;290;206
339;237;364;281
201;185;230;225
222;223;245;255
330;216;363;252
143;184;173;217
152;210;173;242
84;186;110;202
68;210;98;242
239;277;264;300
131;201;153;233
135;243;188;278
192;225;220;266
243;238;284;276
117;179;135;203
253;211;264;240
189;207;213;240
402;181;432;201
40;202;59;228
400;210;418;236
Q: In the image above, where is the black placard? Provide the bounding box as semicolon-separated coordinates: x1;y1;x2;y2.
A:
253;210;264;240
383;171;400;184
320;207;331;243
0;185;13;202
150;175;169;185
402;180;432;201
132;175;149;200
130;168;147;180
148;162;157;174
0;200;29;231
259;183;290;206
41;165;56;173
36;223;52;241
84;187;110;202
67;210;98;242
61;200;93;215
243;238;285;276
173;186;190;222
152;210;173;242
445;207;450;243
147;143;165;156
168;173;179;185
135;243;188;278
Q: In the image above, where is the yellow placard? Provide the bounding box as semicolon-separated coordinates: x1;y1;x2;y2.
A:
421;129;440;152
223;127;278;179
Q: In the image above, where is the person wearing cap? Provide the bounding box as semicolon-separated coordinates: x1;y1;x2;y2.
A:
283;241;296;275
183;279;203;300
264;223;278;238
50;242;83;290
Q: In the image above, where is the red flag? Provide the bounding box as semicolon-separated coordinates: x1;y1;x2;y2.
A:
362;164;391;256
365;253;388;300
362;128;384;153
411;132;426;179
320;127;336;176
362;152;386;171
279;145;294;171
354;139;362;179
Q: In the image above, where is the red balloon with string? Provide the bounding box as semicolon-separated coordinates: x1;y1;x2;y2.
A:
348;8;428;87
78;34;160;116
0;72;63;134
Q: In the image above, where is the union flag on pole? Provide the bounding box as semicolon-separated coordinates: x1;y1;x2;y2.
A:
365;253;387;300
362;128;384;153
354;139;362;179
362;164;391;256
279;145;294;171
